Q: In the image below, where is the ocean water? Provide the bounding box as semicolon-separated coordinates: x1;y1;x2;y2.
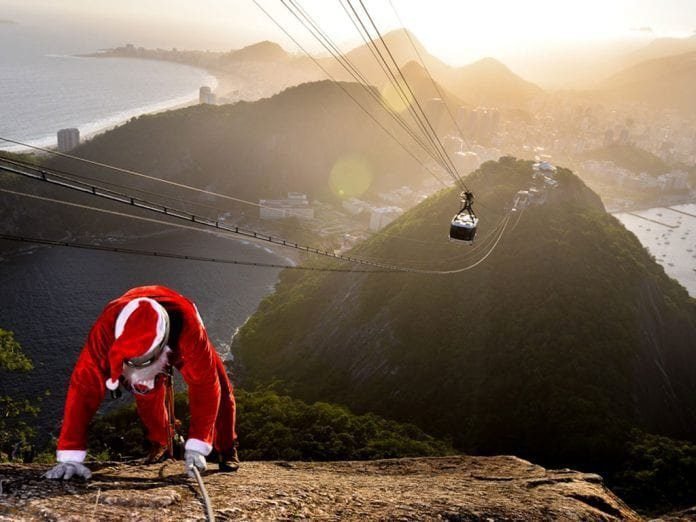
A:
0;230;285;441
614;203;696;297
0;22;216;152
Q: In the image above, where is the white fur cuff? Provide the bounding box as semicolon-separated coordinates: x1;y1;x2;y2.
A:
56;450;87;463
185;438;212;456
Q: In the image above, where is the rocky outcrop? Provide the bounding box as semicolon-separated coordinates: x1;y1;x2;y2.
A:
0;456;643;521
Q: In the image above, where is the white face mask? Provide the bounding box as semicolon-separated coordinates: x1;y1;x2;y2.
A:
122;346;172;394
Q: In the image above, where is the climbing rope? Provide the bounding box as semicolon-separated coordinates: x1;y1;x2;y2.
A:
190;466;215;522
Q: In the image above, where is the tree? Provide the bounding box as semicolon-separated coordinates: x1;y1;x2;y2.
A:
0;329;38;461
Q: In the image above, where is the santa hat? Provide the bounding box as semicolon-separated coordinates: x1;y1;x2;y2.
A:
105;297;169;391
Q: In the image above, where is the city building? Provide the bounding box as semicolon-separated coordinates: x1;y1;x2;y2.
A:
342;197;372;215
199;86;216;104
259;192;314;220
658;170;689;192
57;128;80;152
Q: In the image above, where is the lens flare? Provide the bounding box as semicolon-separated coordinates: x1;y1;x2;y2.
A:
381;81;413;113
329;154;373;198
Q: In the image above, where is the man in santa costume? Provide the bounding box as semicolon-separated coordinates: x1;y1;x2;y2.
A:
44;285;238;480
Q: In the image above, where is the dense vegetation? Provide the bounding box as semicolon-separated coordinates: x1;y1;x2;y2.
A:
233;157;696;509
0;329;39;462
609;431;696;514
87;389;453;462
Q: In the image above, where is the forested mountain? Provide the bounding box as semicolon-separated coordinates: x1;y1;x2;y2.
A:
233;157;696;471
0;80;443;243
43;80;431;203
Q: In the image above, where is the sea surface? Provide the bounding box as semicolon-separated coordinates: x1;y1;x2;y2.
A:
0;230;289;442
0;23;288;445
0;22;216;152
614;203;696;297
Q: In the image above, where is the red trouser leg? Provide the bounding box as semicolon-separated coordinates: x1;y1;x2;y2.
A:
135;383;169;447
212;353;237;454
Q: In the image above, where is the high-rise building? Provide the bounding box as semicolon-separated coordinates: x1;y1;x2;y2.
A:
199;86;215;104
57;128;80;152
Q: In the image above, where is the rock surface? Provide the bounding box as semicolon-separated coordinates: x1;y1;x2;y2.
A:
0;455;646;521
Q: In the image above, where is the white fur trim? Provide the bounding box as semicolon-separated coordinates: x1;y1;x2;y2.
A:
57;450;87;463
106;378;120;391
193;303;205;327
114;297;168;357
185;438;213;456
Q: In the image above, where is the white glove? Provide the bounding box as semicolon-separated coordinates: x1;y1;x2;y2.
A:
44;461;92;480
184;449;207;478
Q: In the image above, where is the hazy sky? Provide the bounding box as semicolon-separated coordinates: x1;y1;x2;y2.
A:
3;0;696;65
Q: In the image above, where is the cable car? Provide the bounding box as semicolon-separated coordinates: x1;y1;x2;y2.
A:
449;191;478;242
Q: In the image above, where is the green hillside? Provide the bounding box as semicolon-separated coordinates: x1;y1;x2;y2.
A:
44;80;430;207
233;157;696;471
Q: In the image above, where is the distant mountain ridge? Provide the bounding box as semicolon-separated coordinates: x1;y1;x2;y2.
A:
598;50;696;112
335;28;543;108
621;34;696;69
451;56;542;107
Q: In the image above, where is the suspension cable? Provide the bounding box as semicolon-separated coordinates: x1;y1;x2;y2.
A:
334;0;454;175
0;163;400;271
1;159;510;274
0;156;237;223
0;137;289;212
279;0;452;176
358;210;508;267
249;0;449;188
0;154;452;250
354;214;506;267
386;0;472;153
338;0;458;181
0;234;392;273
353;0;467;191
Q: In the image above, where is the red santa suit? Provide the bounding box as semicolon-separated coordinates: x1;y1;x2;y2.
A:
55;285;237;463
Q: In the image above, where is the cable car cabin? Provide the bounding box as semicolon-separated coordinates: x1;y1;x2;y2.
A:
449;210;479;242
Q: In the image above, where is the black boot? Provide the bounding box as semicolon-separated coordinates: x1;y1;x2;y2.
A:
145;443;168;464
218;447;239;472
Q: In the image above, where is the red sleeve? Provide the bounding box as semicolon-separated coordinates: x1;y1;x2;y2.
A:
177;307;221;452
56;314;112;457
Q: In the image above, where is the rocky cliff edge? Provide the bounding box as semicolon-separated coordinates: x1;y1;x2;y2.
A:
0;455;660;521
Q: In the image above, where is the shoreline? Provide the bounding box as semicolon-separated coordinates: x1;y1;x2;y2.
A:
0;56;219;154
